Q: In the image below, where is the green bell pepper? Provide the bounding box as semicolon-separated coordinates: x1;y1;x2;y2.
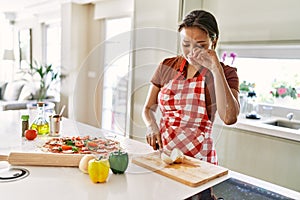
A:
108;150;129;174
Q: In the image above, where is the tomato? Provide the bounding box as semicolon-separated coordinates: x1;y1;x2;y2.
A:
75;141;84;147
76;136;82;140
61;145;73;151
87;141;98;148
24;129;38;140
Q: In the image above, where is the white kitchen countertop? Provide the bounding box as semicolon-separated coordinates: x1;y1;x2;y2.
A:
219;114;300;142
0;110;300;200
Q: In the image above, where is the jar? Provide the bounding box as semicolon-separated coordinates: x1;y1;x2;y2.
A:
30;102;50;135
21;115;29;137
49;114;61;137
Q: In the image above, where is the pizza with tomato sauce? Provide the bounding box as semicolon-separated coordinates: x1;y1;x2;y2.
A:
42;136;120;156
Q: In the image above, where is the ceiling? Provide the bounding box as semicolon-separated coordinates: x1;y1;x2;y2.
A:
0;0;62;12
0;0;97;20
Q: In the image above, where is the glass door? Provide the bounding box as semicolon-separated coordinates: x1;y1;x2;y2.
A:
101;17;132;136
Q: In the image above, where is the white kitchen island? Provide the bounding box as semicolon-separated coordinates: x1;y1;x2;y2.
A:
0;110;300;200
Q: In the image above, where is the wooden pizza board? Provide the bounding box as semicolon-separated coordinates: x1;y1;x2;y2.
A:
132;152;228;187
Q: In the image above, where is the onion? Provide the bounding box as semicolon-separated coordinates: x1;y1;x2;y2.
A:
161;152;173;164
160;148;184;164
170;148;184;164
79;154;96;174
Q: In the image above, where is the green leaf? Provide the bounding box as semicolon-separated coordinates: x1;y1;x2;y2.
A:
72;146;79;152
65;140;75;146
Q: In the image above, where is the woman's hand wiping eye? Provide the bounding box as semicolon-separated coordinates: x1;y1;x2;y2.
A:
188;48;219;71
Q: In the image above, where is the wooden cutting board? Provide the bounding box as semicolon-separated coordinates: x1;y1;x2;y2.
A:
132;152;228;187
0;152;85;167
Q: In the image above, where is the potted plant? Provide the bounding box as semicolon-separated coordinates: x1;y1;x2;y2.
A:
32;61;59;101
21;60;63;101
239;80;255;93
269;80;298;106
270;81;297;99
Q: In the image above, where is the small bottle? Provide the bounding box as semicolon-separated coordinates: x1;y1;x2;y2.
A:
31;102;50;135
246;91;257;114
21;115;29;137
245;91;261;119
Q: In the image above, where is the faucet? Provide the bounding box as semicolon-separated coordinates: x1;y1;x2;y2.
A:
286;113;294;120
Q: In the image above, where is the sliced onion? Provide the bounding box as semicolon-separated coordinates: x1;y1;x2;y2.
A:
161;152;173;164
170;148;184;164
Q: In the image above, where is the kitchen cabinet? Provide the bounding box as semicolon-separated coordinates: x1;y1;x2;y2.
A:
212;117;300;192
206;0;300;42
181;0;300;42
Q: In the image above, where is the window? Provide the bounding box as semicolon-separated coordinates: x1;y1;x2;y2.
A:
45;23;61;67
234;57;300;106
101;17;132;135
0;14;15;82
43;22;61;101
220;44;300;109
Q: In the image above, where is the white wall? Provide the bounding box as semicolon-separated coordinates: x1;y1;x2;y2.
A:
94;0;133;19
129;0;180;141
61;3;104;126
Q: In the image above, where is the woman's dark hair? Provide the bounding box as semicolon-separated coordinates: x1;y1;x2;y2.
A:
178;10;219;41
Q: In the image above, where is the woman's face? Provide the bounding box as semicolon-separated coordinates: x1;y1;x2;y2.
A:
180;27;213;63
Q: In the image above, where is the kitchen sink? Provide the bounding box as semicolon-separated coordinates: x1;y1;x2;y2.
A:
264;119;300;130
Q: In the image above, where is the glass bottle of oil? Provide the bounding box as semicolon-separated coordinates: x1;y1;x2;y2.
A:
31;102;50;135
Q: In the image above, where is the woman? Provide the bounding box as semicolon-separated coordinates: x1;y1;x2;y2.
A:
142;10;240;165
